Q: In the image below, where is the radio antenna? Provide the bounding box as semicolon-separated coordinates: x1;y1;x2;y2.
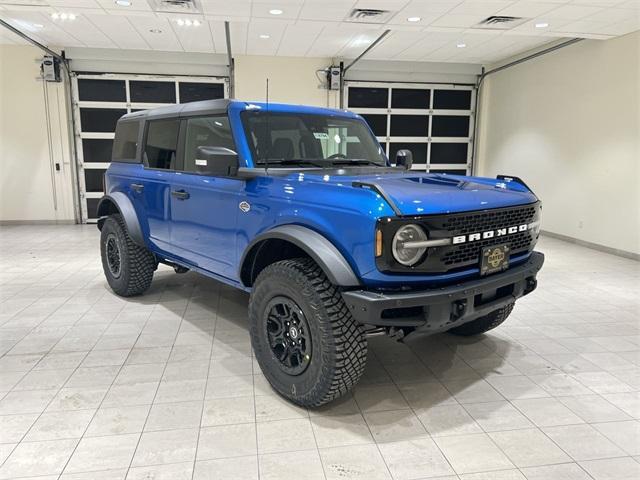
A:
264;78;270;173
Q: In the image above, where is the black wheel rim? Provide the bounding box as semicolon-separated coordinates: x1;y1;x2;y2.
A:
265;296;312;376
105;233;122;278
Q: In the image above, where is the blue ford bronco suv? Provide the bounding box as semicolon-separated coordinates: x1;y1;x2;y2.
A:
98;99;544;406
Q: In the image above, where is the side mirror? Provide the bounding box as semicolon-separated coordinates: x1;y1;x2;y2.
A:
194;146;239;177
396;149;413;170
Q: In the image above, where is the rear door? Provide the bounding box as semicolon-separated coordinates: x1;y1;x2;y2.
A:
131;117;181;252
169;114;243;279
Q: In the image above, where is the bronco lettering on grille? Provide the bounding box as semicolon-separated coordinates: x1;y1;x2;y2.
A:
452;223;531;245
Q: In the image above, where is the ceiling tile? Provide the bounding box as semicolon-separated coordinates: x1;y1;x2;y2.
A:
277;22;323;56
202;0;251;16
130;15;183;51
87;13;149;49
496;1;561;17
430;13;489;28
298;2;353;22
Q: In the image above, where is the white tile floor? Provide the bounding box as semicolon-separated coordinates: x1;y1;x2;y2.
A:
0;225;638;480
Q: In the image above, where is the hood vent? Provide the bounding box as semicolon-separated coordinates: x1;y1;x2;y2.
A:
475;15;527;30
347;8;394;24
149;0;201;14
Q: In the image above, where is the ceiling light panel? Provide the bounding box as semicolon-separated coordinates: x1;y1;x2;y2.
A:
253;3;301;20
95;0;153;12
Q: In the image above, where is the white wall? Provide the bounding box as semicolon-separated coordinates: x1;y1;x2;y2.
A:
0;44;76;223
235;54;338;107
477;32;640;256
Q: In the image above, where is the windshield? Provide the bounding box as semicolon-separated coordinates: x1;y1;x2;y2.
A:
241;111;388;167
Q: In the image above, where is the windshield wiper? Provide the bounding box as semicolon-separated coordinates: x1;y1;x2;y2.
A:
330;159;383;166
261;158;327;168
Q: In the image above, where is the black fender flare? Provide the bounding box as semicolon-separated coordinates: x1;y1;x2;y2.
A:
96;192;145;247
240;225;361;287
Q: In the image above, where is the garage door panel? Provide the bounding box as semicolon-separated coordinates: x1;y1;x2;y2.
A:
179;82;225;103
390;115;429;137
433;89;472;110
73;73;227;223
391;88;430;109
430;143;468;164
347;86;388;108
81;139;114;163
130;80;177;103
431;115;470;137
78;79;126;102
84;169;106;193
346;82;474;174
80;108;127;133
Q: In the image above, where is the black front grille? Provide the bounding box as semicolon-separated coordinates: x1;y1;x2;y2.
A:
442;230;532;266
376;202;541;274
441;205;537;234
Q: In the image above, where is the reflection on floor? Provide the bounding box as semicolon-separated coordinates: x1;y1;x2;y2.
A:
0;225;638;480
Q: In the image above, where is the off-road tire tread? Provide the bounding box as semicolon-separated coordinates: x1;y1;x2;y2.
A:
250;258;367;407
448;303;514;336
101;214;155;297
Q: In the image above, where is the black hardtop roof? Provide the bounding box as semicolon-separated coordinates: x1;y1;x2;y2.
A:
119;98;233;122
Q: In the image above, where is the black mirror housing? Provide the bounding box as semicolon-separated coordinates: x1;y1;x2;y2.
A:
195;146;239;176
395;149;413;170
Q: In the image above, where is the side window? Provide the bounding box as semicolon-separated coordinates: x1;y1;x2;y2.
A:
112;120;139;162
144;119;180;170
183;116;235;172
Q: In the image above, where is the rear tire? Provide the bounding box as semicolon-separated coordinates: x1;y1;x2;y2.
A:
100;214;155;297
249;258;367;407
448;303;515;336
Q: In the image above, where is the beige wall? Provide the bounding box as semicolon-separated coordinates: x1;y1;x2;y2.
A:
477;32;640;255
235;55;338;107
0;44;75;222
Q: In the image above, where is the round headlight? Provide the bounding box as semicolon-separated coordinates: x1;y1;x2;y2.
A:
392;224;427;266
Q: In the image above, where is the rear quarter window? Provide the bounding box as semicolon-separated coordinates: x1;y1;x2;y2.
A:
112;120;140;162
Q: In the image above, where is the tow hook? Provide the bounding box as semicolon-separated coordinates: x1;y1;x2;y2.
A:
451;299;468;322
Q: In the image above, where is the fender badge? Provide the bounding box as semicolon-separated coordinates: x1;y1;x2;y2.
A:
239;201;251;213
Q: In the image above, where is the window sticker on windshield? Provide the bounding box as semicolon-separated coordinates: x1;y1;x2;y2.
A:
313;132;329;139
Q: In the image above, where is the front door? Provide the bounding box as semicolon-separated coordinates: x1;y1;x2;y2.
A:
169;115;243;279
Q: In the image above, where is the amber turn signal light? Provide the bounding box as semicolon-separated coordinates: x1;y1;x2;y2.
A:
375;229;383;257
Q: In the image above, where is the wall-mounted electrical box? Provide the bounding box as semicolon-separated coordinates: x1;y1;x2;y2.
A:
329;66;341;90
42;55;61;82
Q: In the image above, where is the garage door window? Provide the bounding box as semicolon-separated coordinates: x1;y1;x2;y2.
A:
346;82;475;175
73;74;227;222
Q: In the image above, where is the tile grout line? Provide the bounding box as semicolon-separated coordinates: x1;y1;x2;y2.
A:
190;283;221;480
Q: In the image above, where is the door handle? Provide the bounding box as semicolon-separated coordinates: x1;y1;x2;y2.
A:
171;189;190;200
130;183;144;193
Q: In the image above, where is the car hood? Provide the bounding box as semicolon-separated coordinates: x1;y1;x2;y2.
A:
290;170;538;216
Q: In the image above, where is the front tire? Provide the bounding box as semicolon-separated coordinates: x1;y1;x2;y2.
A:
448;303;514;336
100;214;156;297
249;258;367;407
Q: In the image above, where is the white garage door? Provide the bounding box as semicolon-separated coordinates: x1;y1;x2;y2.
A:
344;81;476;175
72;73;228;223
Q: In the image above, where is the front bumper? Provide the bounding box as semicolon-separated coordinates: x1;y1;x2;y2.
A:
342;251;544;334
